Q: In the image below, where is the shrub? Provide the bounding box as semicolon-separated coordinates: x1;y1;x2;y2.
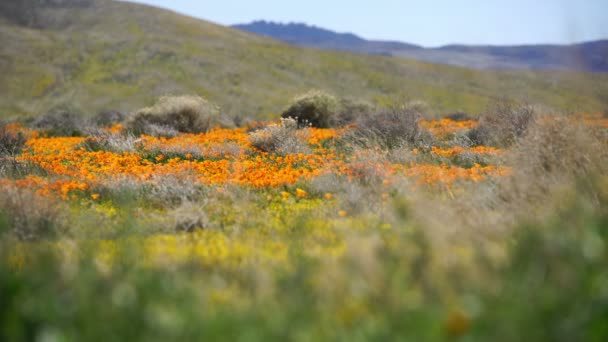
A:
171;202;210;233
509;116;607;180
468;100;535;147
350;102;432;149
0;186;66;240
445;111;471;122
91;110;125;127
0;159;47;179
32;105;86;137
0;0;38;26
487;116;608;220
0;122;27;156
281;90;339;128
334;99;374;126
249;117;310;155
77;133;139;154
126;95;221;136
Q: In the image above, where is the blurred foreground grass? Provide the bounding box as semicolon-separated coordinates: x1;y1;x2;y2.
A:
1;176;606;341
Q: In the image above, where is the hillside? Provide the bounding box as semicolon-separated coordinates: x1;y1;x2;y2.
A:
0;0;607;119
234;21;608;73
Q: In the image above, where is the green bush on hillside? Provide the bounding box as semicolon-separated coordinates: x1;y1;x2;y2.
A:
281;90;339;128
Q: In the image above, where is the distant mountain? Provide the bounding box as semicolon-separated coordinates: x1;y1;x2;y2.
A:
232;20;420;56
233;21;608;72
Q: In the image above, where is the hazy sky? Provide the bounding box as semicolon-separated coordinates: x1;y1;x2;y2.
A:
124;0;608;47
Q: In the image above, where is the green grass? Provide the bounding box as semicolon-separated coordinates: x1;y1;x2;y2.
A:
1;0;607;120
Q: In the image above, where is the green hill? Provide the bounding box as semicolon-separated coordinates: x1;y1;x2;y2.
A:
1;0;606;119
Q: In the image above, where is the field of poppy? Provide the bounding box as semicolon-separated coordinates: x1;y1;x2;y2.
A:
1;109;607;341
1;119;510;201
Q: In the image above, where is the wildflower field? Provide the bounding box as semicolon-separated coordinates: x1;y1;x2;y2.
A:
1;99;607;340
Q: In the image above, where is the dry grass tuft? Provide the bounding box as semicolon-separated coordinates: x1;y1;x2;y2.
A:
0;186;67;240
505;116;607;193
349;102;433;149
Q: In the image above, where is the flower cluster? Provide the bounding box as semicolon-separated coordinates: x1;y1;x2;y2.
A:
395;163;511;186
2;122;40;140
420;118;477;139
430;146;503;158
0;175;88;200
575;113;608;128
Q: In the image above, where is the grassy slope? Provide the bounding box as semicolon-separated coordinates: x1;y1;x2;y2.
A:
0;0;607;119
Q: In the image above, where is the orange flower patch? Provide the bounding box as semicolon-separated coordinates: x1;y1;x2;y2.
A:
574;113;608;128
430;146;503;157
307;127;347;146
1;175;88;200
395;163;511;186
420;118;477;139
2;122;40;140
4;122;512;201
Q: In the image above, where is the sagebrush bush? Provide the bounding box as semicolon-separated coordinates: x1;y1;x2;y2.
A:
0;122;27;156
445;111;471;122
350;103;432;149
32;105;86;136
78;133;140;154
249;117;310;155
333;99;374;126
126;95;222;136
468;100;535;147
281;90;339;128
91;110;125;127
